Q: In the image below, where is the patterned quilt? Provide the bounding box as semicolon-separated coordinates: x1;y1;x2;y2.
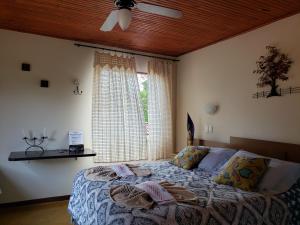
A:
68;161;300;225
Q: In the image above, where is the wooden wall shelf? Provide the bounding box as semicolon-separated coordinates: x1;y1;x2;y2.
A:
8;149;96;161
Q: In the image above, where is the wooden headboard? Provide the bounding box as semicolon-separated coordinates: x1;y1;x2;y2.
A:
198;137;300;163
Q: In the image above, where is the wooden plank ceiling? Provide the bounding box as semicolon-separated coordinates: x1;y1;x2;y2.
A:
0;0;300;56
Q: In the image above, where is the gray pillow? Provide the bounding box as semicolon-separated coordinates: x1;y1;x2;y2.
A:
197;147;236;172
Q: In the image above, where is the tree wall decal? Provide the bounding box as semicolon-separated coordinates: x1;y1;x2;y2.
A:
253;46;293;97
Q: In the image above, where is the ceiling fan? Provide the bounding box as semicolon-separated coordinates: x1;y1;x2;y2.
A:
100;0;183;32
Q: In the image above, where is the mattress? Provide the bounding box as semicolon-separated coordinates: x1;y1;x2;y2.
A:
68;161;300;225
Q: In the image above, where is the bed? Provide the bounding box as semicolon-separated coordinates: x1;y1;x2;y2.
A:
68;137;300;225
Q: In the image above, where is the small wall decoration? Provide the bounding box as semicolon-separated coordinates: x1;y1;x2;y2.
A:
187;113;195;146
73;79;83;95
21;63;31;71
253;46;298;98
40;80;49;88
22;129;48;154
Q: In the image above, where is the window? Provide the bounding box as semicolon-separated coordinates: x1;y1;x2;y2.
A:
93;52;148;162
137;73;149;134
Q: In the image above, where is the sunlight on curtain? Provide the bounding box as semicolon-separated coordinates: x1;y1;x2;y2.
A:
148;59;175;160
92;52;147;162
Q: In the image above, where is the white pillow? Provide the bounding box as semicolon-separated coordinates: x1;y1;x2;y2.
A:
222;150;300;193
197;147;236;172
258;158;300;194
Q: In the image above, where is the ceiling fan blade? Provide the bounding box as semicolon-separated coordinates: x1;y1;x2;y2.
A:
136;3;182;19
100;10;118;32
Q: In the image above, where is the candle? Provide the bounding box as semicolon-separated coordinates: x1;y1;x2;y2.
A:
32;131;36;138
43;128;47;137
22;129;26;138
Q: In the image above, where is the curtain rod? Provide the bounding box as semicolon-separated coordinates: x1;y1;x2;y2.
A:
74;43;180;62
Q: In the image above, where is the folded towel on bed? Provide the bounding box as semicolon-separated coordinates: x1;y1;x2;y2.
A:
135;181;175;205
84;164;151;181
110;184;154;209
111;164;135;177
84;166;116;181
158;181;200;205
109;181;199;209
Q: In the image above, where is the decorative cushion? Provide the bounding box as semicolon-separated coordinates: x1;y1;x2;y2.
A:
170;146;209;170
198;147;237;171
219;150;267;171
214;156;270;191
220;150;300;193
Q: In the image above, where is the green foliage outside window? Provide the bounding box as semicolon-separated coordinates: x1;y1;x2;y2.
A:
139;80;148;122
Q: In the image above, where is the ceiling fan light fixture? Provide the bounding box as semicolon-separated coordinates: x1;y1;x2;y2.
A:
100;0;182;32
118;8;132;31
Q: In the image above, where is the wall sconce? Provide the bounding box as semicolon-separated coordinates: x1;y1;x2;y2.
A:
73;79;83;95
204;103;218;115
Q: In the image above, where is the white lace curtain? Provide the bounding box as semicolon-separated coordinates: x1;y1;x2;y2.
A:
92;52;147;162
148;59;175;160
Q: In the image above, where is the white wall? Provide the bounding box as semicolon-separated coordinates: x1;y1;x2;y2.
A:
176;13;300;151
0;29;152;203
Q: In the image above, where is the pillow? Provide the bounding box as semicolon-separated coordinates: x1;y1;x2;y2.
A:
198;147;237;172
214;156;270;191
258;159;300;194
222;150;300;193
170;146;209;170
219;150;263;170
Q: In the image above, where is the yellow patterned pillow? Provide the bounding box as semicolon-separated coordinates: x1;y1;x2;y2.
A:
170;146;209;170
214;156;270;191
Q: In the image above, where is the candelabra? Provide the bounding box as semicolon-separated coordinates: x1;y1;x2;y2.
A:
23;136;48;154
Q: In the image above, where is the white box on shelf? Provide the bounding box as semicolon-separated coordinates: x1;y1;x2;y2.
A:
69;131;84;146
